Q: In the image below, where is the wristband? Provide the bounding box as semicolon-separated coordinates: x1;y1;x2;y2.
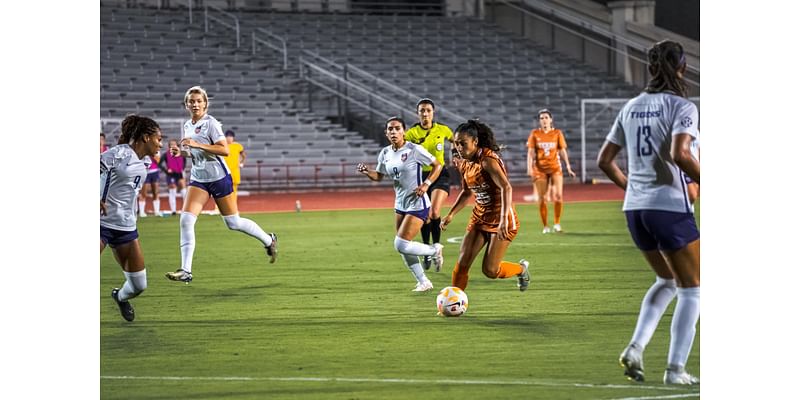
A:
424;179;432;186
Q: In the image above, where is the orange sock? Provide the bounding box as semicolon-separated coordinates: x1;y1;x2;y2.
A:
539;202;548;226
554;201;563;225
495;261;524;278
451;262;470;290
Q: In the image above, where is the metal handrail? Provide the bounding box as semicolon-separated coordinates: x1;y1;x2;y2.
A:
497;0;699;86
204;5;240;48
252;28;288;70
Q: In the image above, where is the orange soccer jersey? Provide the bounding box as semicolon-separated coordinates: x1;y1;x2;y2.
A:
527;128;567;176
457;148;519;240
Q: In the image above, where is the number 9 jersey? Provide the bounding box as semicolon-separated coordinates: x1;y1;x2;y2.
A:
606;92;699;213
101;144;150;231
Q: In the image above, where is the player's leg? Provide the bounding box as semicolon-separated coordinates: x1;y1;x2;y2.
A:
451;228;486;290
215;183;277;263
479;231;530;291
427;187;449;271
660;239;700;384
137;188;147;217
110;238;148;321
535;177;550;233
551;173;564;232
166;185;209;282
394;213;433;290
150;180;161;216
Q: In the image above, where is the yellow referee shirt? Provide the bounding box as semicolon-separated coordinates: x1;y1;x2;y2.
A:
404;122;453;172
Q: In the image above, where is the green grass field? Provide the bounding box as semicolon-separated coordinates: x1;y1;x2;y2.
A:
100;201;700;399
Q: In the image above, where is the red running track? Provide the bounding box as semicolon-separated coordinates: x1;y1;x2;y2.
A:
229;183;624;213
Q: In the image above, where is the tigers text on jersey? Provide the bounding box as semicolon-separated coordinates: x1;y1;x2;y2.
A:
404;122;453;172
376;142;436;212
457;148;519;230
606;92;699;213
183;114;230;182
100;144;150;231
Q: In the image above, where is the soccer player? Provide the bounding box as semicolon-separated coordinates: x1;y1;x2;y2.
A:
441;119;531;292
404;98;453;271
222;129;246;200
597;39;700;385
138;151;161;217
161;138;187;215
165;86;278;284
527;109;575;233
357;116;444;292
101;115;163;321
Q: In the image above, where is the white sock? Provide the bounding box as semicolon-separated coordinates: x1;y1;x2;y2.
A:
400;254;427;283
394;236;436;256
180;188;187;199
153;199;160;214
630;277;677;348
168;188;177;212
668;286;700;368
180;213;197;273
138;200;146;216
222;214;272;246
118;270;147;301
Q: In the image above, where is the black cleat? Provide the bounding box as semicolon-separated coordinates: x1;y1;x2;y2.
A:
111;288;135;322
266;233;278;263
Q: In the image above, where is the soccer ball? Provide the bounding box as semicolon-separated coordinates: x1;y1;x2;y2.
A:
436;286;468;317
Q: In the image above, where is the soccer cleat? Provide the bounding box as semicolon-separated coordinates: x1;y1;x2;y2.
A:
432;243;444;272
663;367;699;385
553;223;562;233
619;343;645;382
111;288;135;322
266;233;278;263
517;259;531;292
422;255;432;271
522;194;538;202
165;268;193;283
542;226;551;234
412;280;434;292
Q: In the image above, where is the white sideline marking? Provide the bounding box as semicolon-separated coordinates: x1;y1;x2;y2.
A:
101;375;691;392
446;236;629;247
606;393;700;400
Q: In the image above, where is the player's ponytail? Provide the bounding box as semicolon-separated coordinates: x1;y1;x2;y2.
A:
644;40;688;98
119;114;161;145
455;119;503;153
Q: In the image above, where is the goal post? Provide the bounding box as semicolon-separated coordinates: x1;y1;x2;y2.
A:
579;97;700;184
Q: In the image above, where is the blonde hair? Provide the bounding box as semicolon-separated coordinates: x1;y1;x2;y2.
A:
183;86;210;111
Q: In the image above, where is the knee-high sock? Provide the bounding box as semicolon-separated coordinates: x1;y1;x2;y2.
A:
168;188;177;212
485;261;524;279
420;222;431;244
668;286;700;368
118;270;147;301
630;277;677;348
394;236;436;256
138;199;147;216
554;201;563;224
153;199;160;214
180;213;197;273
451;262;470;290
223;214;272;247
539;202;548;226
180;188;187;199
430;218;442;244
401;253;427;283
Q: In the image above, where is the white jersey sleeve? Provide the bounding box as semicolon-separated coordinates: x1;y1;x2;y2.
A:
376;146;389;176
410;142;436;167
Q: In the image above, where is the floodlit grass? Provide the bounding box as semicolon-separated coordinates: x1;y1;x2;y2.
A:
101;201;700;399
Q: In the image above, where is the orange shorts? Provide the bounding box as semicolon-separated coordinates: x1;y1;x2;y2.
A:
466;210;520;241
532;166;562;182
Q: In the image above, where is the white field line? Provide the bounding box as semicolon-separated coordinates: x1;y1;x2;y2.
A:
101;375;693;393
605;393;700;400
445;236;629;246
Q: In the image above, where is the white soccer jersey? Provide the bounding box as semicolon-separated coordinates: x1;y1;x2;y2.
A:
376;142;436;212
183;114;230;182
606;92;699;213
100;144;150;231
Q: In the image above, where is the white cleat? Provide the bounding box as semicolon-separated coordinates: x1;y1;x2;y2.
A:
412;280;434;292
663;367;699;385
542;226;552;234
522;194;538;202
553;223;562;233
517;259;531;292
619;343;645;382
432;243;444;272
